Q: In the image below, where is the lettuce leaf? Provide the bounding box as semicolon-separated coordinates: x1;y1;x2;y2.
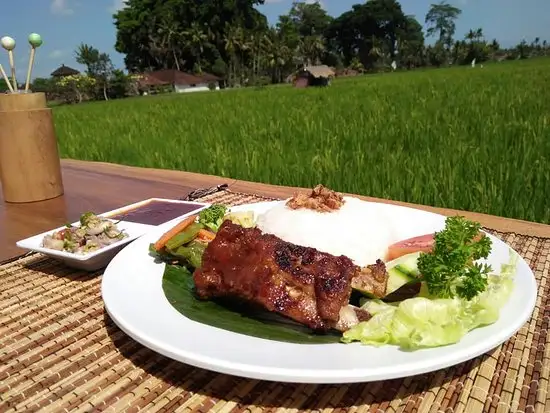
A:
342;251;517;350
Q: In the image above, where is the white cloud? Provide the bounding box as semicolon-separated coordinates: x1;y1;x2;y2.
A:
108;0;128;13
50;0;74;15
48;50;66;59
264;0;285;3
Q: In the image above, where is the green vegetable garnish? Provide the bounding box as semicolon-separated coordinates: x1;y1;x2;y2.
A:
79;211;96;227
198;204;228;233
168;240;206;269
342;252;517;349
417;215;493;300
165;222;203;250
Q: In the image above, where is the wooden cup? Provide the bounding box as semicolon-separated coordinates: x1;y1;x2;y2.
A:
0;92;64;203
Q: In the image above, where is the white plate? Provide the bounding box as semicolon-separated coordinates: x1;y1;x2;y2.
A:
16;198;208;272
101;200;538;383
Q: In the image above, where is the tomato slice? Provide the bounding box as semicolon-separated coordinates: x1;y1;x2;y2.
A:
386;233;435;261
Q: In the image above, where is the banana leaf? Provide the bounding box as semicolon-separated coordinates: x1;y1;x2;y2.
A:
162;264;342;344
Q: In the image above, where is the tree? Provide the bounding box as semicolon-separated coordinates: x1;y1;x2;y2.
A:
30;77;54;93
223;23;243;85
425;2;462;47
363;0;408;60
397;16;425;68
325;0;408;69
426;41;447;66
113;0;266;74
287;1;332;37
109;69;131;99
516;40;528;59
0;78;9;92
158;17;184;71
75;43;114;100
325;6;364;65
183;22;209;73
95;53;115;100
264;27;292;83
56;74;96;104
299;35;325;66
108;0;539;86
75;43;100;74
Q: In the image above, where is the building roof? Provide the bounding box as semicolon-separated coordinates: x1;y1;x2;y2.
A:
51;64;80;77
302;65;335;78
197;72;222;82
146;69;206;86
136;73;170;87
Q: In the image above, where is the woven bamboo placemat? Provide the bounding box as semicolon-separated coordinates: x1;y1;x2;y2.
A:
1;190;548;413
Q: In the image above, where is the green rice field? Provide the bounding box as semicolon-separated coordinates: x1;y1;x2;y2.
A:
53;58;550;224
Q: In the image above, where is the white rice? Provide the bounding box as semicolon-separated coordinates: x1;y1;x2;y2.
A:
256;197;401;267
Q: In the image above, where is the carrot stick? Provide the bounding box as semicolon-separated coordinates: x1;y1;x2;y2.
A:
154;214;198;251
197;228;216;242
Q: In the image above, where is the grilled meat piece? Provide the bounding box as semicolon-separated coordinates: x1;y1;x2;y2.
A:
351;259;389;298
193;221;362;331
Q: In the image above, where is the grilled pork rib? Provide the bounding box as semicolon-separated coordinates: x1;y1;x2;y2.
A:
351;259;388;298
193;221;375;332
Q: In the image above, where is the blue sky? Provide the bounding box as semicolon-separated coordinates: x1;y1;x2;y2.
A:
0;0;548;81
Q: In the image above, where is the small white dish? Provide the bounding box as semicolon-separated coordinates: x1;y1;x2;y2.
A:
16;220;152;271
16;198;210;272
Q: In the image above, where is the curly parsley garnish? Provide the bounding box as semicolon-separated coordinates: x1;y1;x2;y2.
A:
417;216;493;300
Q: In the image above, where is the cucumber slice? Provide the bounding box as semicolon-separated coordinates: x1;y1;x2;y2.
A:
386;251;421;278
353;252;422;299
386;267;414;295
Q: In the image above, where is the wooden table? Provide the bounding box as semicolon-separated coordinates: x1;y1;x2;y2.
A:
2;159;550;413
1;158;549;262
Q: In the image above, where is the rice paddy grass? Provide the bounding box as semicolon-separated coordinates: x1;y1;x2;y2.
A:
53;58;550;224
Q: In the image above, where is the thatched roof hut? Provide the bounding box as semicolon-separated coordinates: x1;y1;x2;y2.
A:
51;64;80;78
294;65;336;88
305;65;335;78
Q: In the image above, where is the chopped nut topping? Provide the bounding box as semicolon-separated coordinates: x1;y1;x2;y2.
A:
286;184;345;212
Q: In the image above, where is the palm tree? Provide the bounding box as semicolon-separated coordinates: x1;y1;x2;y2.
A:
474;28;484;42
465;29;475;44
249;32;269;79
298;35;325;66
223;23;242;86
236;29;251;82
158;19;182;70
75;43;99;75
183;22;208;74
264;29;291;83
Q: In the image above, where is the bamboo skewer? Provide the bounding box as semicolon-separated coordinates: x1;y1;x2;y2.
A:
1;36;17;92
25;49;36;92
0;63;14;93
8;50;16;90
25;34;43;92
0;34;43;94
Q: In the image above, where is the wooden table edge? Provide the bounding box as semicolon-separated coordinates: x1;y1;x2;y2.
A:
61;159;550;238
